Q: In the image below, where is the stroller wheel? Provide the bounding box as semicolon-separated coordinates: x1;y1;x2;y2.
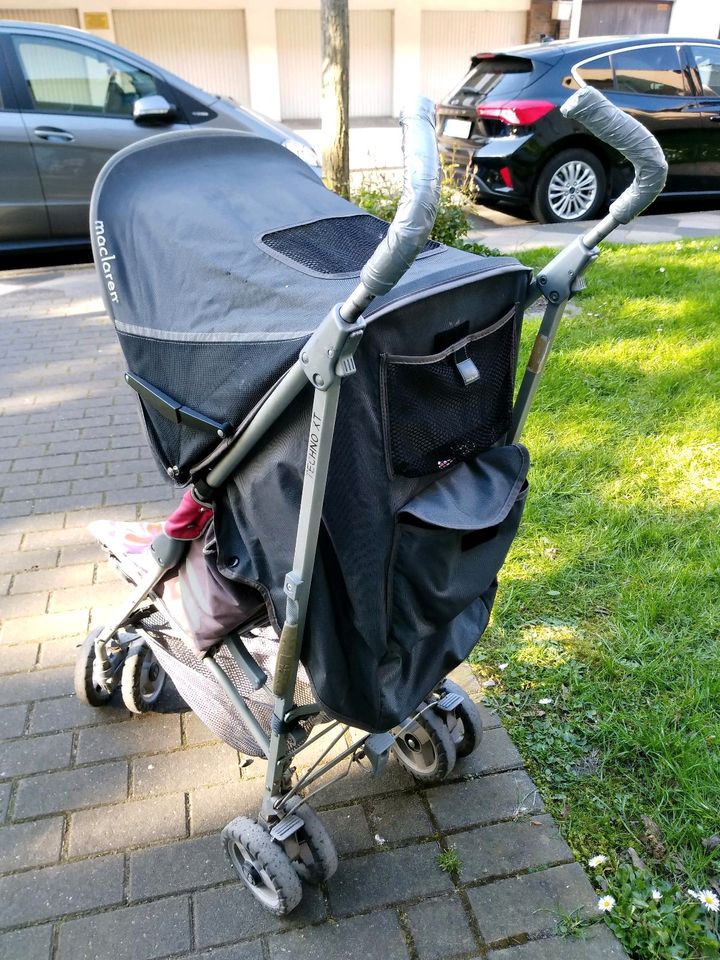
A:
222;816;303;916
282;797;338;885
392;704;457;784
121;640;166;714
74;627;121;707
436;678;484;759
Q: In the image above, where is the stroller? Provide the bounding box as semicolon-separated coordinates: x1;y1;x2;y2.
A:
75;84;666;915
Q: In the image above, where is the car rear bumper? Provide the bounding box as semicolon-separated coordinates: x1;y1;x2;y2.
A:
439;135;533;206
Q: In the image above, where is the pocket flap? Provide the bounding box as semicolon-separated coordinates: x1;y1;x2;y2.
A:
399;444;529;531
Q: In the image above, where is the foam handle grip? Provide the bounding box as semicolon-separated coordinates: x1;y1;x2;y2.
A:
360;96;440;296
560;85;667;224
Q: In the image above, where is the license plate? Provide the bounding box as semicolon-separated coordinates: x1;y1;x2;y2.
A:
444;118;472;138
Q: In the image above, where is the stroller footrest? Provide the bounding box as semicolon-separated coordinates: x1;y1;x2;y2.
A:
365;732;396;777
270;814;304;842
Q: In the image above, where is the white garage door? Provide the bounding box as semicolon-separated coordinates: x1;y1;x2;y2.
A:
420;10;528;103
0;8;79;25
276;9;393;121
112;9;250;105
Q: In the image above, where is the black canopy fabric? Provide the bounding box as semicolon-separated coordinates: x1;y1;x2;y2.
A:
92;129;532;731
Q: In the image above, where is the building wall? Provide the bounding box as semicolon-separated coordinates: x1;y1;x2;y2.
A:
569;0;720;40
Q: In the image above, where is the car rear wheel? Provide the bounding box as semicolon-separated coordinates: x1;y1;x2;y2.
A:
531;149;606;224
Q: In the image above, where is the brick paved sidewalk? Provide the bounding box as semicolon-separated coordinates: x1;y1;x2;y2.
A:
0;266;628;960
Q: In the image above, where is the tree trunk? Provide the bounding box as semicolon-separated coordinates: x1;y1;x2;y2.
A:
320;0;350;199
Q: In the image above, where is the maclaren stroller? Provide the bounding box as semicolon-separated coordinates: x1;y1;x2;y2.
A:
75;84;666;915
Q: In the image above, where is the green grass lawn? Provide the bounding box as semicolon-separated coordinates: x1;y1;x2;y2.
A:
473;239;720;898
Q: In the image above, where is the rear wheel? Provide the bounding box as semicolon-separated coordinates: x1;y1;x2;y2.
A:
222;816;303;916
436;678;484;758
532;149;606;224
283;798;338;884
74;628;121;707
392;704;457;784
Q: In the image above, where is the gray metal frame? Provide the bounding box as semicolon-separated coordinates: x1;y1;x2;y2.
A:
87;86;668;838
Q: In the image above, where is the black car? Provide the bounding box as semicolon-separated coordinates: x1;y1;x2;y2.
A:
437;36;720;223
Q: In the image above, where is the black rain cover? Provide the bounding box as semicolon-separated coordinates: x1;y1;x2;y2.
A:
91;129;532;731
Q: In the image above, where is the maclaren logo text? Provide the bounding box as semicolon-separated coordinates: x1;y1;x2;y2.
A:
305;412;322;477
94;221;119;304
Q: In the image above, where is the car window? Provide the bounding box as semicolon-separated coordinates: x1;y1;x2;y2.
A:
612;45;686;96
12;36;158;116
445;55;535;104
576;55;614;90
689;44;720;96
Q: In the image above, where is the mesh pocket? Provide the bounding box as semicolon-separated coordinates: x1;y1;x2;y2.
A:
380;306;518;478
261;215;439;276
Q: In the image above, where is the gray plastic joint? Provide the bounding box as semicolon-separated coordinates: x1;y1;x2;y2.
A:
283;571;303;601
299;305;365;391
149;532;188;569
535;235;598;305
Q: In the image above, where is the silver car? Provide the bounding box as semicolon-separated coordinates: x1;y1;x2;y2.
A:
0;20;321;250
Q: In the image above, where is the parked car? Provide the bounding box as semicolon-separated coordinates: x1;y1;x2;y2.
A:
0;20;321;251
437;35;720;223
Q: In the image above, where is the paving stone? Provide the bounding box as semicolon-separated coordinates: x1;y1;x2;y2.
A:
314;756;414;807
320;804;374;856
194;882;326;948
30;694;129;733
0;592;48;620
426;770;543;832
14;760;128;817
0;924;53;960
368;794;434;844
10;563;94;596
329;840;453;916
130;833;233;899
132;743;240;798
0;704;27;740
56;895;191;960
0;547;58;576
453;726;523;778
183;710;218;745
467;863;599;945
37;636;79;667
405;894;476;960
0;611;87;646
490;923;628;959
0;731;71;779
0;853;124;926
190;778;265;834
0;782;9;822
0;816;64;872
76;713;181;763
0;643;39;675
69;792;187;857
50;581;122;614
453;815;573;883
268;909;410;960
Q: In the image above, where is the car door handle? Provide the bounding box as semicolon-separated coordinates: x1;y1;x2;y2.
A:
33;126;75;142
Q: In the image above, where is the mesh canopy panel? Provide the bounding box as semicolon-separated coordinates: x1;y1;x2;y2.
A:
261;214;439;276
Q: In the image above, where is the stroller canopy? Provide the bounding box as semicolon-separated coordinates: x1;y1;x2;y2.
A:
93;129;533;730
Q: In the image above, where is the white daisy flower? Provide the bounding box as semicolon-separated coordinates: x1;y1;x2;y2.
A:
651;889;662;901
688;889;701;901
598;895;615;912
698;890;720;913
538;697;553;706
588;855;608;868
498;663;509;671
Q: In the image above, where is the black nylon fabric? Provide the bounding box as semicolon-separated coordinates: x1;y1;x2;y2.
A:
91;128;533;731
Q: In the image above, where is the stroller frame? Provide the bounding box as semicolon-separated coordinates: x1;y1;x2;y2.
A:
78;84;667;913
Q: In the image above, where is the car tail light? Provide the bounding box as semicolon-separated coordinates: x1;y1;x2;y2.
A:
499;166;513;188
475;100;555;126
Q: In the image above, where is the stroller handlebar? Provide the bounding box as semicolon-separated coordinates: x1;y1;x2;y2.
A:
560;85;667;225
358;97;441;298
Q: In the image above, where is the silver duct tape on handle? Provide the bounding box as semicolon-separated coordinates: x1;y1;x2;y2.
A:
560;85;667;224
359;96;441;297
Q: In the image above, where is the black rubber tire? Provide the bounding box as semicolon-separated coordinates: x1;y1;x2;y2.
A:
120;640;165;714
437;678;484;759
392;703;457;785
74;628;113;707
284;797;338;884
222;816;303;916
531;148;606;224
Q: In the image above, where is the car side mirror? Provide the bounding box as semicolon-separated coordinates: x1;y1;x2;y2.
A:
133;94;175;125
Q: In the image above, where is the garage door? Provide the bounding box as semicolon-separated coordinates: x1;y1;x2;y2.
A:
112;9;250;105
420;9;528;103
276;9;393;121
579;0;672;36
0;8;79;26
